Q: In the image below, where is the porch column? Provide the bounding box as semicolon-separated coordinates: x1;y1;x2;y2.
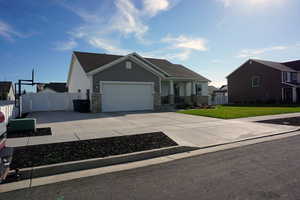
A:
168;80;175;104
191;81;196;95
191;81;197;106
184;82;192;105
293;87;297;103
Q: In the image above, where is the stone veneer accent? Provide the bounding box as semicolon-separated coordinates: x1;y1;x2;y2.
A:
154;92;161;110
194;96;209;106
184;96;192;105
91;93;101;113
168;95;175;105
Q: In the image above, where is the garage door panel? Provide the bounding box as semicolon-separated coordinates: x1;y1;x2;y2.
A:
102;82;154;112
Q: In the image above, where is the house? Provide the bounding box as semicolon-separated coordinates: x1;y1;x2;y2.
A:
213;85;228;105
67;51;210;112
0;81;15;101
37;82;68;93
208;85;218;96
227;59;300;104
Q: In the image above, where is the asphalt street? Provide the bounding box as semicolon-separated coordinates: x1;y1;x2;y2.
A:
2;134;300;200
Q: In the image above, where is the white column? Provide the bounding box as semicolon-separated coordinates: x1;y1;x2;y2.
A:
192;82;196;95
185;82;192;96
169;80;174;95
293;87;297;103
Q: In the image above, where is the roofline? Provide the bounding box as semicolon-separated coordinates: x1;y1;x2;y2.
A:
131;53;170;76
226;58;296;79
164;77;211;82
86;53;166;78
226;59;251;79
67;54;76;87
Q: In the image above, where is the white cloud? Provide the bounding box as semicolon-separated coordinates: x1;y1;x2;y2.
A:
158;35;208;60
162;35;208;51
143;0;170;17
57;0;176;54
0;20;22;41
237;45;289;58
54;40;77;51
110;0;148;39
88;38;130;55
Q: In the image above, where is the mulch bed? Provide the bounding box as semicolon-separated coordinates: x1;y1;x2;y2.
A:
10;132;177;169
7;128;52;138
257;117;300;126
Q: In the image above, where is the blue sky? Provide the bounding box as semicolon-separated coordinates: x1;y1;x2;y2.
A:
1;0;300;90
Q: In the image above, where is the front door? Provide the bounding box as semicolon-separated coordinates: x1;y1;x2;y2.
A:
283;88;293;103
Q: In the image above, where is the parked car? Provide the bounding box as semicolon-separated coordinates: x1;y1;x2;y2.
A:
0;111;13;183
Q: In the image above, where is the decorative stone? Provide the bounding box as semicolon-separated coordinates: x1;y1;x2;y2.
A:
91;93;101;113
168;95;175;105
154;92;161;110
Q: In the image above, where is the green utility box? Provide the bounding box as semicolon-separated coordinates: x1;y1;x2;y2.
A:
7;118;36;133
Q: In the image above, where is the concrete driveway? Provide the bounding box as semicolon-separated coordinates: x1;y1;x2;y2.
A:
7;111;299;148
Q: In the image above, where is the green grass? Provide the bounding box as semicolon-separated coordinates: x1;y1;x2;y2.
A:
177;105;300;119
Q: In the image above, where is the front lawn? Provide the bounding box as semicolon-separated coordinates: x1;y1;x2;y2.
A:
177;105;300;119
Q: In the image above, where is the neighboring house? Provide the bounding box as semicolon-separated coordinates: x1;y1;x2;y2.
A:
227;59;300;104
208;85;218;96
67;51;211;112
208;85;217;105
213;85;228;105
37;82;68;93
0;81;15;101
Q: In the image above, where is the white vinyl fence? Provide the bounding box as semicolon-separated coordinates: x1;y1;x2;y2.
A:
213;95;228;105
0;101;18;123
21;93;84;113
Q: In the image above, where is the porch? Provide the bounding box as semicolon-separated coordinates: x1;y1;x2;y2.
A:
160;80;209;106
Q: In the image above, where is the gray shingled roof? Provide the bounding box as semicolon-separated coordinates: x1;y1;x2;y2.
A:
0;81;13;94
253;59;297;72
38;82;67;93
73;51;210;81
282;60;300;71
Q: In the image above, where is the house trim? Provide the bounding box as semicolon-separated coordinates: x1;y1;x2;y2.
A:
87;53;166;79
164;77;210;82
67;54;76;87
130;53;170;76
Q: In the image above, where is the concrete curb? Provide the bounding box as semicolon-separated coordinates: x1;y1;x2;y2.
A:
17;145;199;180
1;129;300;193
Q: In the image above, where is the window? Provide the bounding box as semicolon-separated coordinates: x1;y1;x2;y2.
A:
251;76;260;88
125;61;132;69
78;89;81;93
291;72;297;83
282;71;288;82
196;84;202;96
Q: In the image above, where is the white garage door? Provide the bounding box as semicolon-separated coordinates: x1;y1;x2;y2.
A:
101;81;154;112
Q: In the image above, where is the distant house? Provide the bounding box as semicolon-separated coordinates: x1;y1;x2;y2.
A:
37;82;68;93
208;85;218;96
213;85;228;105
227;59;300;104
0;81;15;101
67;51;211;112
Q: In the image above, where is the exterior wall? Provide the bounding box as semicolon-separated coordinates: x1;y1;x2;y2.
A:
68;57;91;96
227;60;282;104
7;86;15;101
194;96;209;105
199;82;209;96
92;59;161;112
93;59;160;93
